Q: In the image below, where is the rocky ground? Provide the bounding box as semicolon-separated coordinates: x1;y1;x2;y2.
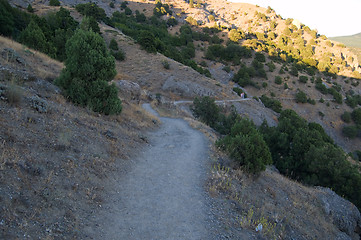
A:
1;0;361;238
0;37;158;239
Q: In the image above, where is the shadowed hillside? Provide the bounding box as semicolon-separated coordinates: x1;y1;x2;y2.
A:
1;0;361;238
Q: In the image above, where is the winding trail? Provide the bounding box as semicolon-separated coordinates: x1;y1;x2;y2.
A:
99;104;219;239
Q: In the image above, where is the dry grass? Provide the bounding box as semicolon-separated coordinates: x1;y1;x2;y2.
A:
0;36;63;80
3;80;23;106
204;137;341;239
0;35;156;238
118;101;160;128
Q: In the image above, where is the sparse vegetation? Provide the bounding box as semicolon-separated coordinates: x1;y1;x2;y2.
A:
295;90;307;103
259;95;282;113
162;60;170;69
341;111;352;123
274;76;282;85
342;125;359;138
49;0;60;6
2;0;361;238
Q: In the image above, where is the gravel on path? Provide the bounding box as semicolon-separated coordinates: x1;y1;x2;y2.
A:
97;103;224;240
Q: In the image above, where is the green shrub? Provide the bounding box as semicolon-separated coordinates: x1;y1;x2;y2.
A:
352;150;361;161
162;60;170;69
233;87;247;98
341;112;352;123
120;1;128;9
342;125;359;138
19;20;54;55
315;78;328;94
260;95;282;113
275;76;282;85
80;16;100;34
166;17;177;26
346;94;361;108
217;118;272;174
111;50;125;61
352;108;361;125
124;7;132;15
189;0;194;8
191;96;220;128
299;75;308;83
50;0;60;6
296;90;307;103
266;61;275;72
56;29;121;115
109;38;119;50
0;0;31;37
307;98;316;105
222;65;231;73
290;65;299;76
255;52;266;62
137;30;157;53
208;15;215;22
185;16;198;26
27;4;34;13
228;29;244;42
4;82;23;106
285;18;293;25
75;3;106;21
328;87;343;104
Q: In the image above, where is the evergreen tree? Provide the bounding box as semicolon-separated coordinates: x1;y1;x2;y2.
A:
80;16;100;34
217;118;272;174
19;19;54;54
352;108;361;125
109;38;119;51
191;96;220;128
49;0;60;6
56;29;121;115
27;4;34;13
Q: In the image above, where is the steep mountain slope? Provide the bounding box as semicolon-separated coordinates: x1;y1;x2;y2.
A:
0;36;158;238
1;0;361;239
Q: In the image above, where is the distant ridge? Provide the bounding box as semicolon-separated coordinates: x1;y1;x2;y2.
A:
330;32;361;48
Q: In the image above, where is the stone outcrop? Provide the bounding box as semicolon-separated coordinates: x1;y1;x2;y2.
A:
316;187;361;239
115;80;142;101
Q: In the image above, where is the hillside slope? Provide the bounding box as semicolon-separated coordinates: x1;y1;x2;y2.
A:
0;36;158;238
1;0;361;238
331;32;361;49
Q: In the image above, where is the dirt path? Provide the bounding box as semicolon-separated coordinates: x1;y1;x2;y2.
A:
96;104;222;239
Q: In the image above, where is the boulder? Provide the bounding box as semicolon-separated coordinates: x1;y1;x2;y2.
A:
162;75;215;97
29;96;48;113
316;187;361;239
2;48;26;65
115;80;142;101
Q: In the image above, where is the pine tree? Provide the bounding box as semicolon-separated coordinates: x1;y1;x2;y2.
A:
56;29;121;115
19;20;52;54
